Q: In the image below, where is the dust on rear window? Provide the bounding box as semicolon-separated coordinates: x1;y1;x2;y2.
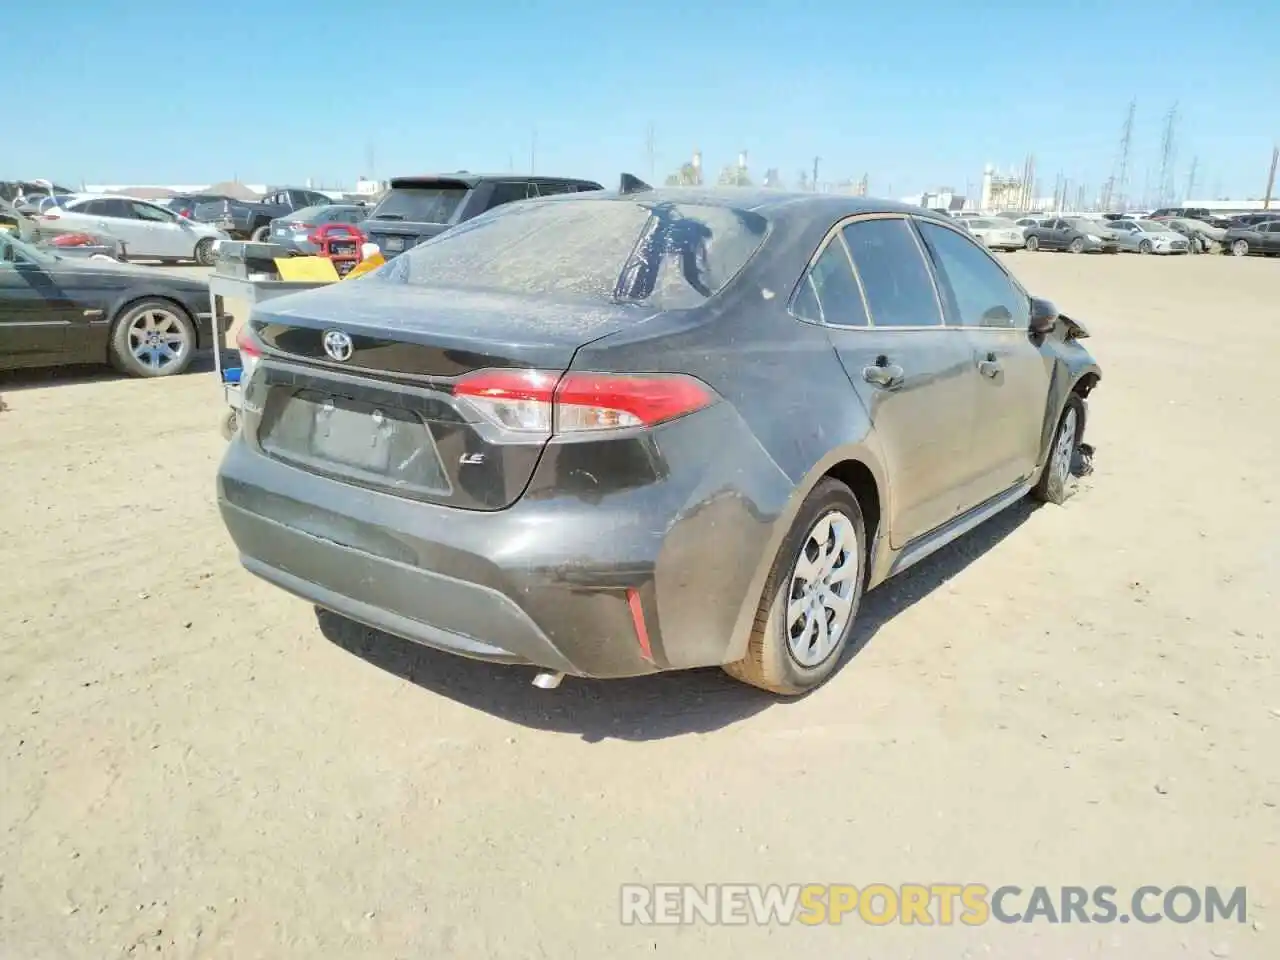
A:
371;186;468;223
375;197;768;307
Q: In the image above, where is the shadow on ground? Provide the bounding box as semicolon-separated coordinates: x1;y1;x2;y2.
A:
317;499;1040;742
0;350;227;398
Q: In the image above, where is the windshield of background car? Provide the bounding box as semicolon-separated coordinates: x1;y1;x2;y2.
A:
377;197;769;308
968;219;1005;229
1067;219;1101;233
370;186;469;223
1138;221;1172;232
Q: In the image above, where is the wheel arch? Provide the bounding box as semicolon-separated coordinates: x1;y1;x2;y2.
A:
722;442;890;664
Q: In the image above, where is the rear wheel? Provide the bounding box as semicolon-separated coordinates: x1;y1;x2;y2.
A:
194;237;216;266
1033;396;1084;505
251;225;270;243
1026;235;1040;251
1138;239;1153;254
1068;237;1085;254
723;479;867;695
1231;239;1249;257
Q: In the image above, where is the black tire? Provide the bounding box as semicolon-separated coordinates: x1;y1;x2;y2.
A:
1068;237;1085;254
1138;240;1153;254
251;224;270;242
194;237;216;266
1025;235;1040;252
723;478;867;695
108;298;197;378
220;408;239;440
1032;395;1085;506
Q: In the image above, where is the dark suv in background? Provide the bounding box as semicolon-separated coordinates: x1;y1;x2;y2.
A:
360;174;603;257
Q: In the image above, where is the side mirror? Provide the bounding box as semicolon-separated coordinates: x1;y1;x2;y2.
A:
1029;297;1057;335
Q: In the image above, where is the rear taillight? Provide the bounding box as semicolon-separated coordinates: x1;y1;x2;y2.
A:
50;232;96;247
236;325;264;383
179;208;193;219
287;222;314;232
454;369;714;434
40;213;59;221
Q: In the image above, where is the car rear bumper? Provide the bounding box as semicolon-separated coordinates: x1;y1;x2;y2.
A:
216;404;791;678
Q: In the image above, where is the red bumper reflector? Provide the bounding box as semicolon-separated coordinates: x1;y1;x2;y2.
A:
626;588;653;662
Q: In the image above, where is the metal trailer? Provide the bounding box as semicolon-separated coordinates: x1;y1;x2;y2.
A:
209;271;330;439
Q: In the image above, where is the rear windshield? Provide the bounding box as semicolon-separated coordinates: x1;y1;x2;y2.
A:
370;185;469;224
375;197;769;308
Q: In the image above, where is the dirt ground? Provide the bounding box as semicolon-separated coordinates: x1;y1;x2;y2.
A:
1;253;1277;959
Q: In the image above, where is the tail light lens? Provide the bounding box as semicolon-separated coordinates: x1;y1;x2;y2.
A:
179;208;193;219
41;213;59;221
287;222;314;232
454;369;714;434
51;232;96;247
236;325;264;383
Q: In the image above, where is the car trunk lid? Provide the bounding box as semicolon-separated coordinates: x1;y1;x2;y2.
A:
241;280;647;510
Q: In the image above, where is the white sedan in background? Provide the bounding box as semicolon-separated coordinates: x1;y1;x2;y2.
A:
42;195;228;265
957;217;1027;251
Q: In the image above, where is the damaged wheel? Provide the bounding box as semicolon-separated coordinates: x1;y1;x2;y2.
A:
1033;395;1084;505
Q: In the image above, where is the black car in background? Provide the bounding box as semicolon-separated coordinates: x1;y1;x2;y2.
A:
1221;220;1280;257
0;231;226;377
1225;212;1280;229
360;174;603;258
1150;206;1232;228
1024;217;1119;253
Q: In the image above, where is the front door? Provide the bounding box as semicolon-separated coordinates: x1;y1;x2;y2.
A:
127;201;188;258
916;218;1052;506
799;215;978;546
0;236;67;367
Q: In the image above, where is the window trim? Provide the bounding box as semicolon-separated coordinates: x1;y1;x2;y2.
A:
788;212;948;331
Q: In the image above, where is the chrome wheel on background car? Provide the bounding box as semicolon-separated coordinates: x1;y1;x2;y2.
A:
1232;239;1249;257
108;299;197;378
1068;237;1085;254
1026;235;1039;251
786;510;859;668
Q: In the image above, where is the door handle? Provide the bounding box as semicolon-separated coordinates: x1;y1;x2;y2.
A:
862;363;904;388
978;354;1002;378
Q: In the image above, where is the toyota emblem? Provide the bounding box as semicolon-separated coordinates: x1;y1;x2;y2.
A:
322;329;353;362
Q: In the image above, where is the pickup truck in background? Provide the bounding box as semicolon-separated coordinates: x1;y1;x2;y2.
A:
192;187;335;241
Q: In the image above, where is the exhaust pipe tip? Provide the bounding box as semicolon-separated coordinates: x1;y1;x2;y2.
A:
531;671;564;690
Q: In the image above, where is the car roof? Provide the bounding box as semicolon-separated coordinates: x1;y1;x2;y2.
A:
387;173;603;189
505;185;946;226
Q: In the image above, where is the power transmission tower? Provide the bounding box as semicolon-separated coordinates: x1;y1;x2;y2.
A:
1158;102;1179;206
530;128;538;174
1186;156;1198;200
1102;99;1136;211
812;157;820;192
645;122;656;181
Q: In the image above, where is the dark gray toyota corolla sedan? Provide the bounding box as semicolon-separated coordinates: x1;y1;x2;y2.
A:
217;182;1101;695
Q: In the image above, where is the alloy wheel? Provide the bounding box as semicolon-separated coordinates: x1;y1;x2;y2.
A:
127;308;189;372
1048;407;1078;500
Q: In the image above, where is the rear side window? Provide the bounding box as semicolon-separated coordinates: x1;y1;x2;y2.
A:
841;219;942;328
370;185;469;224
488;181;537;208
382;198;768;308
792;238;868;327
917;221;1027;329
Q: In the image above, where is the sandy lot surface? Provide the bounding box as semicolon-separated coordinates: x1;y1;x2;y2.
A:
1;254;1277;959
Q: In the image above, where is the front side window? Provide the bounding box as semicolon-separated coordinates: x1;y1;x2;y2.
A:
130;202;175;223
917;221;1027;330
792;237;867;326
841;218;942;328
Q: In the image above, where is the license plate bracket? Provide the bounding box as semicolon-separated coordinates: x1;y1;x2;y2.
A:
312;400;394;472
383;235;405;252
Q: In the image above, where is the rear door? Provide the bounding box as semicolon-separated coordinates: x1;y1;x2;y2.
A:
916;218;1050;506
805;215;978;546
1261;222;1280;252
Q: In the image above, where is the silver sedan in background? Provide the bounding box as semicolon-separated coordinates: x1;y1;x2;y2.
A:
958;217;1026;251
1108;219;1191;254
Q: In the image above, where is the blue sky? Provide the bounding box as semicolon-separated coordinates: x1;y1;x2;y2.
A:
11;0;1277;201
